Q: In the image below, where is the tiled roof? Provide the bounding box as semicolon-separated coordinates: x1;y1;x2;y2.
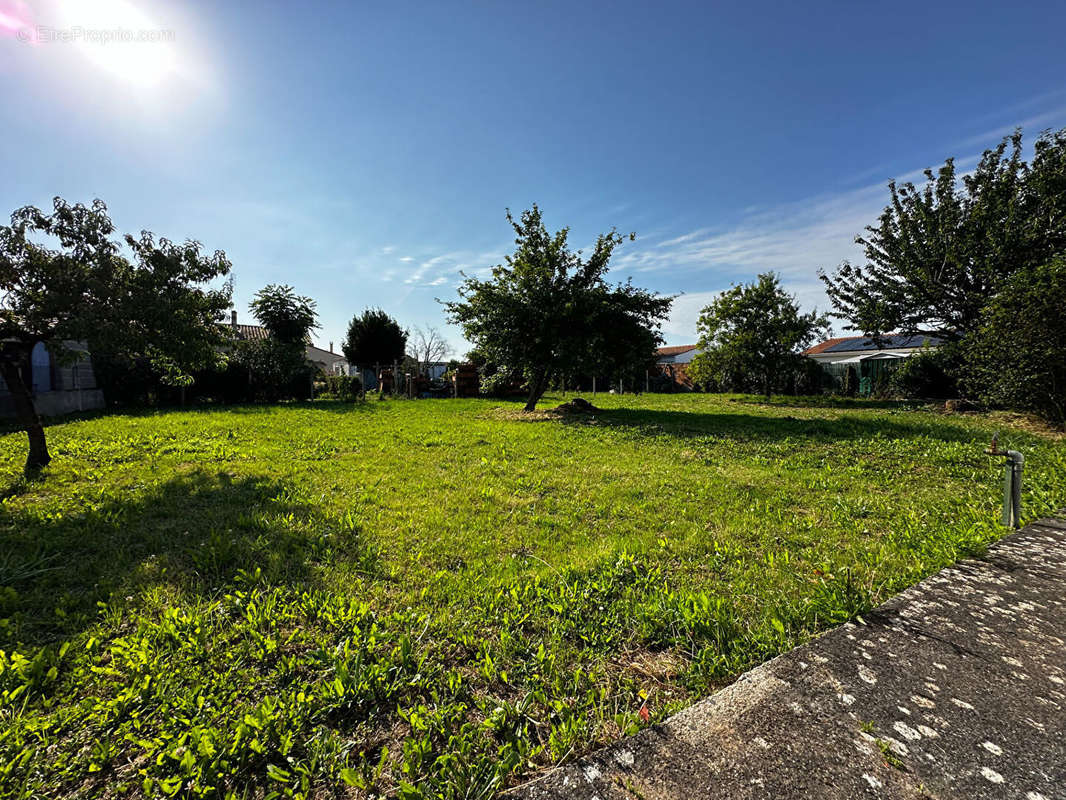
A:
221;322;314;345
229;323;270;342
657;344;698;357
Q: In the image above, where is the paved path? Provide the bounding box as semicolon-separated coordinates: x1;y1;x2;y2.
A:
515;516;1066;800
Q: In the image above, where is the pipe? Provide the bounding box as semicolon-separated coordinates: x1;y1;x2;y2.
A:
1004;450;1024;529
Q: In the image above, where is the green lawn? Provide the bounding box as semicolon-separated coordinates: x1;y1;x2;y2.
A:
1;394;1064;798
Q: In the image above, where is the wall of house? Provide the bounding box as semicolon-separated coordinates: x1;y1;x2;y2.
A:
0;342;105;418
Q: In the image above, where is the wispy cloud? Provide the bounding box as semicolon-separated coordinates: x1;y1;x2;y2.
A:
401;248;504;287
614;141;1017;344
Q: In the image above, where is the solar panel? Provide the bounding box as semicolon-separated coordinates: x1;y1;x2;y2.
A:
821;334;942;353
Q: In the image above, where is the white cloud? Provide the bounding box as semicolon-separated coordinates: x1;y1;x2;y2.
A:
613;146;1007;345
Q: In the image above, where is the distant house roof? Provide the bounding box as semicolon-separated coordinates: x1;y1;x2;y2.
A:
230;323;271;342
804;334;943;355
306;344;346;365
222;315;311;345
656;344;699;364
658;344;698;357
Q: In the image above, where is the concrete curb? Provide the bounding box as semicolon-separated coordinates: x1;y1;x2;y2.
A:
513;517;1066;800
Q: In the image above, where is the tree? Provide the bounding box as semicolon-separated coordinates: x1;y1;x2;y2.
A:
962;256;1066;427
410;325;453;376
688;273;829;399
248;284;318;344
236;284;319;402
444;205;673;410
0;198;232;475
819;128;1066;341
342;308;408;371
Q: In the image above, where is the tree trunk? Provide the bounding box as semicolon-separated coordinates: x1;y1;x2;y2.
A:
1;360;51;475
524;369;548;411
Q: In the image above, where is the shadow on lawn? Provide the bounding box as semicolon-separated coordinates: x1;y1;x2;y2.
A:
0;469;374;647
586;407;981;443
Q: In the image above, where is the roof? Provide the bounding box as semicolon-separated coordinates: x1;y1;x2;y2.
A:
306;344;346;364
804;334;943;355
230;323;270;342
221;322;314;345
657;344;698;357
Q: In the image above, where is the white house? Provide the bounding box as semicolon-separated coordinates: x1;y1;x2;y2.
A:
804;334;942;392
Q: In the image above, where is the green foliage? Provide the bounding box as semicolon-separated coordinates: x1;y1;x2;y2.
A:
0;395;1063;797
248;284;318;345
688;273;829;398
888;346;958;399
963;256;1066;426
444;206;673;410
342;308;408;368
0;197;232;473
820;127;1066;341
231;339;315;403
317;373;363;401
227;285;322;403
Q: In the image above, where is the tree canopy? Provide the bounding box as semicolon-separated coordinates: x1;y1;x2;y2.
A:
819;128;1066;341
963;255;1066;427
0;198;232;474
444;205;673;410
688;272;829;398
232;284;320;403
342;308;408;368
248;284;318;344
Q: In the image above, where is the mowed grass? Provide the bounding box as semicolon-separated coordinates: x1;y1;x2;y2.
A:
1;394;1064;799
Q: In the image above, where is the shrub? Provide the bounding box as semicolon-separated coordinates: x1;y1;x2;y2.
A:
963;255;1066;427
888;347;958;399
318;374;363;401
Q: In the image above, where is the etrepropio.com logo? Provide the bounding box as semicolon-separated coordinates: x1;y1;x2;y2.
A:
16;25;175;44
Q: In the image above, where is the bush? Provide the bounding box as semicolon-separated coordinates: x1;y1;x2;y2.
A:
888;347;958;399
231;340;316;402
318;374;363;401
963;256;1066;427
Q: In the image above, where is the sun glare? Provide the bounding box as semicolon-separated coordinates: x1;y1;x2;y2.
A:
56;0;176;86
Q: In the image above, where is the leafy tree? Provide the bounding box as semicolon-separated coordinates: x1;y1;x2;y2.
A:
820;128;1066;340
248;284;318;344
342;308;408;370
236;284;319;402
962;256;1066;426
0;198;232;475
444;205;673;410
689;272;829;399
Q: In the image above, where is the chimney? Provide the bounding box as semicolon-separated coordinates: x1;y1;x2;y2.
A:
329;340;334;354
231;310;237;327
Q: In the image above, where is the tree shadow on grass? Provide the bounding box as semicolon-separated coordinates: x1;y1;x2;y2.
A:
0;469;376;648
577;406;983;444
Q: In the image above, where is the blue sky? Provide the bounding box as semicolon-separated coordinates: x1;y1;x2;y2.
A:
2;0;1066;354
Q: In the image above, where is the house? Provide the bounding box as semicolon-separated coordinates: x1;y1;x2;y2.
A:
0;341;105;418
225;311;349;375
803;333;943;394
656;344;700;388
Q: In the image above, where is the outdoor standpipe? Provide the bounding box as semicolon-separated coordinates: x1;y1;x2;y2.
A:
985;434;1024;529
